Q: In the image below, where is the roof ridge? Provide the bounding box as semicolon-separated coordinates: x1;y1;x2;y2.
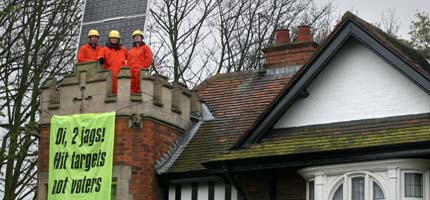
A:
346;12;430;77
235;11;430;148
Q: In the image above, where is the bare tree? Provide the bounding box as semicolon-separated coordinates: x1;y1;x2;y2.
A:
149;0;217;84
211;0;332;73
375;8;401;37
148;0;332;87
0;0;82;199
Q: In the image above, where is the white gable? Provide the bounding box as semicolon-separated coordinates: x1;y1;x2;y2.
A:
274;38;430;129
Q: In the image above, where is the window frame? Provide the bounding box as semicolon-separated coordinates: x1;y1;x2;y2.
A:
349;175;366;200
307;179;315;200
327;173;386;200
300;159;430;200
371;180;385;200
401;170;425;200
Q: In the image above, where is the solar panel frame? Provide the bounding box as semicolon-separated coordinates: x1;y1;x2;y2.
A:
79;0;149;49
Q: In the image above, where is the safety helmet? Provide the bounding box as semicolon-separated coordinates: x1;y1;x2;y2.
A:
109;30;121;38
88;29;99;37
132;29;144;38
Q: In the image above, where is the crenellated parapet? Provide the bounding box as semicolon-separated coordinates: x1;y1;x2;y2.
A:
40;61;201;130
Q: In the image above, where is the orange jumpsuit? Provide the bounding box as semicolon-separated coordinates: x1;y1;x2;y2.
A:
128;44;153;93
77;44;103;63
99;45;128;94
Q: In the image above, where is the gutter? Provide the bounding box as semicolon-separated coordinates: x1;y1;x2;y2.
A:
203;141;430;173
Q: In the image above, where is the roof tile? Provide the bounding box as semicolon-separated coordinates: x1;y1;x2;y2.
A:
167;71;293;173
211;114;430;161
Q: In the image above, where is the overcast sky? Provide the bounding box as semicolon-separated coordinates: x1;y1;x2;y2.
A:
317;0;430;39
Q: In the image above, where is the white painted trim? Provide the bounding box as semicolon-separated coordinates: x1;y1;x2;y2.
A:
198;183;209;200
315;175;325;200
214;182;225;200
231;185;238;200
328;176;344;200
388;166;399;200
274;39;430;128
168;185;175;200
400;170;429;200
299;159;430;180
181;184;192;200
300;159;430;200
323;172;388;200
167;181;239;200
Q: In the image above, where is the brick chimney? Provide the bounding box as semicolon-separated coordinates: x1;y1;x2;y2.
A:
275;29;290;44
263;25;318;71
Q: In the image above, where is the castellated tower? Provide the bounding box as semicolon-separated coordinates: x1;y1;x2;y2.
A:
37;61;201;200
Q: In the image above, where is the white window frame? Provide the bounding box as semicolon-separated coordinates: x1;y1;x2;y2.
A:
370;180;385;200
401;170;426;200
328;172;386;200
307;179;315;200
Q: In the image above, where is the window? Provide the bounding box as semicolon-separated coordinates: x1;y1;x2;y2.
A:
301;159;430;200
309;181;315;200
352;177;364;200
333;184;343;200
373;182;384;200
405;173;423;198
330;175;385;200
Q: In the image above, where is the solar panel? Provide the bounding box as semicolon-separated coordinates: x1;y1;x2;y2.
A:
79;0;149;49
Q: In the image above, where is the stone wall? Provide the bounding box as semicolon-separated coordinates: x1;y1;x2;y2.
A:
37;61;201;200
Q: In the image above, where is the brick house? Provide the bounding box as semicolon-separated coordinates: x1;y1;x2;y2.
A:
37;12;430;200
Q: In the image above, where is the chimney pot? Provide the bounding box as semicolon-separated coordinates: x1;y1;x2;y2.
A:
296;25;313;42
262;25;317;71
275;29;290;44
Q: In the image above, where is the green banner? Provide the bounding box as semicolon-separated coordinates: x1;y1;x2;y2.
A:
48;112;115;200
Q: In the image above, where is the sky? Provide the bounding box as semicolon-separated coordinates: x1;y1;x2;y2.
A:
317;0;430;39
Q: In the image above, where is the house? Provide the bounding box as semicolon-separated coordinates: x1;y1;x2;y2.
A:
37;12;430;200
158;12;430;200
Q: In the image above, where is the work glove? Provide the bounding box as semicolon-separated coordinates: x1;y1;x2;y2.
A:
99;57;105;65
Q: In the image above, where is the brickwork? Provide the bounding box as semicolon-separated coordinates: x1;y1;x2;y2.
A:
263;26;317;70
276;171;306;200
38;126;50;173
114;118;182;200
263;42;317;69
37;62;199;200
38;118;182;200
237;173;271;200
235;170;306;200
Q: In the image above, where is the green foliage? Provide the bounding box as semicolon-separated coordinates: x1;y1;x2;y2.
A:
409;12;430;59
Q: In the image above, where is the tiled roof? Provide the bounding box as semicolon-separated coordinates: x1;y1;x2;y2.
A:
165;12;430;174
211;114;430;161
167;71;293;173
235;11;430;147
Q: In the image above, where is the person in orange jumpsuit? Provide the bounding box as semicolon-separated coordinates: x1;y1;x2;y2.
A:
77;29;103;63
128;29;153;94
98;30;128;94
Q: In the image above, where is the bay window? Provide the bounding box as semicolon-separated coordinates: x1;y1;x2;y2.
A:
329;175;385;200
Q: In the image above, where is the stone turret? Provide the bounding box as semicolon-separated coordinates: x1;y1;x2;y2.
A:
37;61;202;200
40;61;200;129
